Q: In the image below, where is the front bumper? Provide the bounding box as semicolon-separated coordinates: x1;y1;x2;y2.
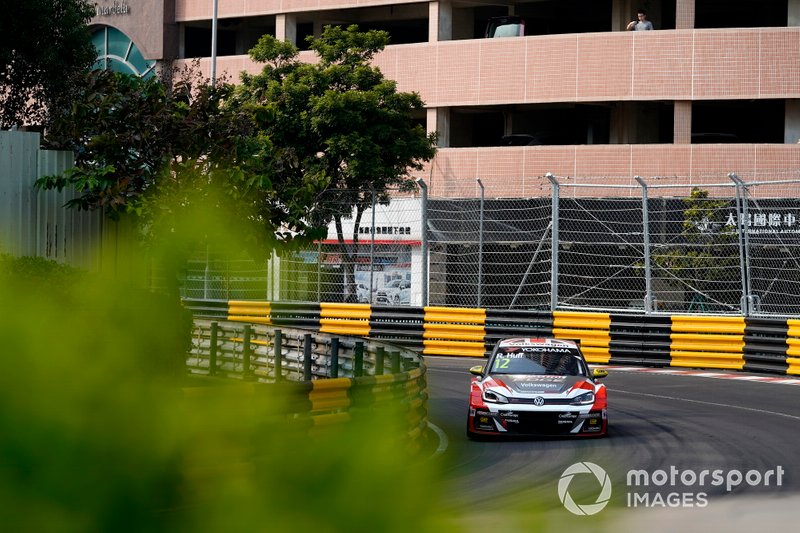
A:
468;407;607;437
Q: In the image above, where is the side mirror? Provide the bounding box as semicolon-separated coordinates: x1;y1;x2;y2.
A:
469;365;484;376
592;368;608;380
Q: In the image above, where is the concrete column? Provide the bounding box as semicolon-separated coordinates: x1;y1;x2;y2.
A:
676;0;695;30
276;13;297;44
610;102;631;143
428;108;450;147
613;0;635;31
784;100;800;143
789;0;800;26
674;101;691;144
429;1;452;42
177;23;185;58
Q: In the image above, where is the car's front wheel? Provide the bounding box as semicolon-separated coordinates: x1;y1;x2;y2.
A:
466;415;489;441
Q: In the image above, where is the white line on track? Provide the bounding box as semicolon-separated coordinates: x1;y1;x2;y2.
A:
613;389;800;422
599;366;800;386
426;421;449;459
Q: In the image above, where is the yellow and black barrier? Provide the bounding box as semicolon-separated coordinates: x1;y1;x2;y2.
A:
182;300;800;377
320;302;371;337
422;306;486;357
669;315;745;370
787;319;800;376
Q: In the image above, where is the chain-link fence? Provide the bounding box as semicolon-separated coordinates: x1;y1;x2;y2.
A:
179;176;800;317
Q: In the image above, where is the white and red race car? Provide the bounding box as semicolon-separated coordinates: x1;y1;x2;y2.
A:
466;338;608;439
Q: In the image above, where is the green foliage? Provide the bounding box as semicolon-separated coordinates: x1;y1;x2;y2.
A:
0;0;96;128
0;263;453;531
0;254;83;288
38;67;252;220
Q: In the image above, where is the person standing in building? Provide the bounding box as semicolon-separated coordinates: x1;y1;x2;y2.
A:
627;9;654;31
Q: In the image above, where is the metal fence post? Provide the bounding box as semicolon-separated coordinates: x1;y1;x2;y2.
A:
242;325;252;379
375;346;385;375
546;173;560;311
303;333;313;380
330;337;339;378
477;177;485;308
391;350;401;374
635;176;654;313
273;329;282;382
730;173;752;315
209;321;219;376
369;187;376;304
354;341;364;377
317;241;322;302
417;178;429;306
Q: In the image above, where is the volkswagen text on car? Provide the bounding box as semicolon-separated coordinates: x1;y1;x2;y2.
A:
466;338;608;439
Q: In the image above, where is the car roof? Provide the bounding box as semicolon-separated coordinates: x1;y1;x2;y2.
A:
496;337;580;349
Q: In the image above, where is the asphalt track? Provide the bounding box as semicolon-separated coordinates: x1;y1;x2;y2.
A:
424;356;800;531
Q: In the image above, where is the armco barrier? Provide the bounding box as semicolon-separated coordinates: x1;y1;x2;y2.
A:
369;306;425;351
422;306;486;357
181;300;800;376
320;302;371;336
608;314;672;366
484;309;553;356
187;319;428;453
669;316;745;370
788;319;800;376
552;311;611;363
743;317;790;374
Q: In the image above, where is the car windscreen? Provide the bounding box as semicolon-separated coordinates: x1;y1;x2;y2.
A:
490;347;586;376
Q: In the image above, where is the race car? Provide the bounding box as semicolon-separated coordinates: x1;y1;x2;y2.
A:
466;337;608;439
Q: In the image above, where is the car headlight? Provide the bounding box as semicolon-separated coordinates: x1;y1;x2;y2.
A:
570;391;595;405
482;390;510;404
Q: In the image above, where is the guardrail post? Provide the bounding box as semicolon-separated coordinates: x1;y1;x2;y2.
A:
273;329;282;382
730;173;754;315
417;177;429;306
209;321;219;376
303;333;313;381
375;346;385;375
330;337;340;378
635;176;654;313
354;341;364;377
391;350;400;374
546;173;560;311
477;177;485;308
242;325;252;379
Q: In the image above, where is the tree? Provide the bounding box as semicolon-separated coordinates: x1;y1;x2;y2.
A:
0;0;96;128
36;66;267;297
651;187;741;311
237;25;437;301
39;66;254;220
36;27;436;302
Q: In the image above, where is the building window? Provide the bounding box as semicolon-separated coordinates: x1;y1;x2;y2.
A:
91;26;155;78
